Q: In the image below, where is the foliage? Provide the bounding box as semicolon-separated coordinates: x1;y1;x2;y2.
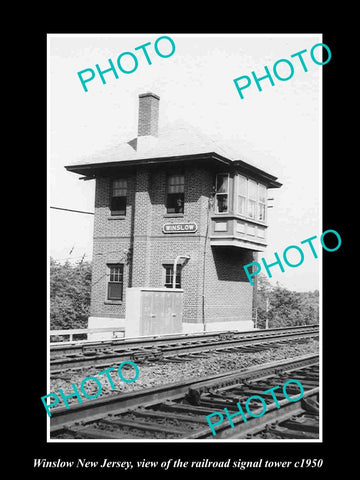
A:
255;274;319;329
50;257;92;330
49;260;319;331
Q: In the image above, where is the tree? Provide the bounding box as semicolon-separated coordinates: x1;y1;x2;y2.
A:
255;274;272;329
255;274;319;328
50;257;92;330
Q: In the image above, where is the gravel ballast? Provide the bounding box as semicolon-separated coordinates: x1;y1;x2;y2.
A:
49;339;319;403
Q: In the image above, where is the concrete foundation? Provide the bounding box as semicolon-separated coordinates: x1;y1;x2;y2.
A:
87;316;254;340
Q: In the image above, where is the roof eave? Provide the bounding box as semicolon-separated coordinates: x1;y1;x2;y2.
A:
65;152;282;188
233;159;282;188
65;152;231;176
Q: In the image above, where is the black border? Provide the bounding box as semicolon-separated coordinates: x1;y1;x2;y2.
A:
23;25;346;477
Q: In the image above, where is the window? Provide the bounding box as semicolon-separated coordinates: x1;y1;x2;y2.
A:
247;180;257;219
215;174;229;213
166;174;184;213
236;175;247;215
110;179;127;216
235;175;267;222
258;184;267;221
107;264;124;301
164;264;181;288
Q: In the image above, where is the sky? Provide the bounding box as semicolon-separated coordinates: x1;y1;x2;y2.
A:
48;33;323;291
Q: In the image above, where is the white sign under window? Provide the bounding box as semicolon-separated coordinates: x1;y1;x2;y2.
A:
163;222;198;234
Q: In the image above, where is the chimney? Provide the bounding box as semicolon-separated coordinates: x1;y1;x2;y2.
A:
138;92;160;137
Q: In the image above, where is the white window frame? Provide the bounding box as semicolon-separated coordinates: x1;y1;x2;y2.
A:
163;264;181;289
247;179;258;219
110;178;127;216
236;174;248;216
215;173;230;214
258;183;267;222
166;174;185;214
234;174;267;223
106;263;124;301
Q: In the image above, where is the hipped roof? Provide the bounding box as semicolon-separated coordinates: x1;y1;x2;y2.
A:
65;120;282;188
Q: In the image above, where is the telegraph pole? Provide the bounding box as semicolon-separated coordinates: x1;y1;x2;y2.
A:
265;296;270;329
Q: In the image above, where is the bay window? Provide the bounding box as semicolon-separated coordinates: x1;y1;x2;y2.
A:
234;175;267;223
215;174;229;213
248;180;257;219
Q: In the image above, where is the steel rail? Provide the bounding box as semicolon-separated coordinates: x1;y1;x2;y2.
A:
190;387;319;439
50;353;319;432
50;325;319;371
51;324;319;354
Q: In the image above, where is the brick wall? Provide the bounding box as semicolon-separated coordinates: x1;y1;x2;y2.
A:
90;163;254;326
138;93;160;137
90;175;134;318
131;167;153;287
204;246;254;324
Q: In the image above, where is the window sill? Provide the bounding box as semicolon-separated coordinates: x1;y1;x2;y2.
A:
104;300;123;305
107;215;126;220
211;213;267;226
163;213;184;218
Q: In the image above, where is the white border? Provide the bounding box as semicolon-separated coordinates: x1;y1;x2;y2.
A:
47;32;323;443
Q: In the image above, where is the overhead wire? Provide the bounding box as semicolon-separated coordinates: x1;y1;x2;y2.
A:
50;206;94;215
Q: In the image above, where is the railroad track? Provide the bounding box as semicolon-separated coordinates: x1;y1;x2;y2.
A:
50;325;319;372
50;353;319;440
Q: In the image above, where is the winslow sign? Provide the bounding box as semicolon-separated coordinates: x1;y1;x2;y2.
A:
162;222;198;234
